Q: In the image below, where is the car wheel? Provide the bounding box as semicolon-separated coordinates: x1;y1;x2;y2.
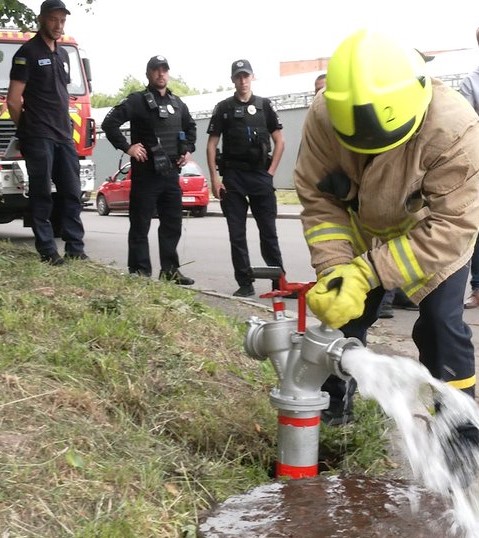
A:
96;194;110;216
191;206;207;218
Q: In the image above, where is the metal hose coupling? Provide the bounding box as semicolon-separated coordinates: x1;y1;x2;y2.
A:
300;324;364;380
244;316;268;360
244;316;298;360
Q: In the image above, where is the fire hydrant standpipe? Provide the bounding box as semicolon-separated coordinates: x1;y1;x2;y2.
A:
245;267;363;479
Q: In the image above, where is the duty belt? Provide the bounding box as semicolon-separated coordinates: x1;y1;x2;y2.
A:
224;159;264;172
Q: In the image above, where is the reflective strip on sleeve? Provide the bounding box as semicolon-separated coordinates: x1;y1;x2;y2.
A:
305;222;355;246
360;216;416;241
388;235;426;284
347;208;369;255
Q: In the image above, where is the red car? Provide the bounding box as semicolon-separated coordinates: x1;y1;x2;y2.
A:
96;161;209;218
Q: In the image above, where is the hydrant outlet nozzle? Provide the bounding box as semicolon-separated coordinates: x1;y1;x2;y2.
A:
326;337;364;379
244;316;268;360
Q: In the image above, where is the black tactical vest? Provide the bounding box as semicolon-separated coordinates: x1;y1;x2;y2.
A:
222;96;272;167
144;91;183;158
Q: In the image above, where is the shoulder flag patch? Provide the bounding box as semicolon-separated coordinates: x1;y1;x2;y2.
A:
14;57;27;65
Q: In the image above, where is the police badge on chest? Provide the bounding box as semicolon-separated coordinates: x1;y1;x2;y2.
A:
233;104;257;117
158;105;168;118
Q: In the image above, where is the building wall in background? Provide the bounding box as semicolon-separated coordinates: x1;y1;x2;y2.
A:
280;58;329;76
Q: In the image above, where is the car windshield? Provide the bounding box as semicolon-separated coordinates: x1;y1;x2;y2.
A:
114;163;130;180
181;162;202;176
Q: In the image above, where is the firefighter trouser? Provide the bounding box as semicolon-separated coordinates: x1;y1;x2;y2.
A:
412;264;475;397
128;171;182;276
20;138;84;256
323;264;476;410
220;168;284;286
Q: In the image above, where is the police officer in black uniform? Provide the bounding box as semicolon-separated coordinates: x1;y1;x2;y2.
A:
101;55;196;284
7;0;87;265
206;59;286;297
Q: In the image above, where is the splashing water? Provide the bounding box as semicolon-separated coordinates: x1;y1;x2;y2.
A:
342;347;479;537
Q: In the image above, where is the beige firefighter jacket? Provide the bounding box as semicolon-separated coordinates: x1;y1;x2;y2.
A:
294;79;479;302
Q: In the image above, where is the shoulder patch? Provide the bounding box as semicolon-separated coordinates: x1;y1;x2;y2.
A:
14;57;27;66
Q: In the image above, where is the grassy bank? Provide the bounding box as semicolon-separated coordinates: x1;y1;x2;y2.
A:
0;241;390;537
276;189;300;205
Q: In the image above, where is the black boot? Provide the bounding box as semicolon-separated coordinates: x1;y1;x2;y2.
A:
321;377;357;426
392;288;418;310
440;421;479;488
159;269;195;286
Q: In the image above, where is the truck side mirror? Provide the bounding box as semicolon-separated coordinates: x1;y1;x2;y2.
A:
82;57;93;94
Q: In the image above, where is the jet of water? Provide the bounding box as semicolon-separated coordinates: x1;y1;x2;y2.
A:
342;347;479;538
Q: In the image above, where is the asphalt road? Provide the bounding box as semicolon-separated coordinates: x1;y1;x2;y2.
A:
0;202;315;297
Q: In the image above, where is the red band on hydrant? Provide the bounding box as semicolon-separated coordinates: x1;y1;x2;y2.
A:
278;415;320;427
276;462;318;479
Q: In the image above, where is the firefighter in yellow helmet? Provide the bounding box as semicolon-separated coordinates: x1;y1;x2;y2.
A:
294;30;479;485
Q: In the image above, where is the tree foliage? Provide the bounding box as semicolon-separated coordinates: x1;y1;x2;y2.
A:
91;75;201;109
0;0;37;29
0;0;95;29
1;1;219;103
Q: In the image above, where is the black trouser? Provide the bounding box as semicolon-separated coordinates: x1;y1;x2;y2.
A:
220;168;284;286
412;264;475;397
323;265;476;406
469;236;479;290
20;137;85;256
128;171;182;276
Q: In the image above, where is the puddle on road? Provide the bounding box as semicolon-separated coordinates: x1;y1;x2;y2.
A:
198;474;458;538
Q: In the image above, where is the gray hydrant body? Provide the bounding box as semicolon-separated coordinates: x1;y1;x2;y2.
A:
245;317;363;478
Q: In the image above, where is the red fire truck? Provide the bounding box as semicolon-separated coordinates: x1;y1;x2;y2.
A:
0;30;96;225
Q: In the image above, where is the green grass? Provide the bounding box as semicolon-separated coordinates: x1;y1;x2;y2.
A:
0;241;390;537
276;189;300;205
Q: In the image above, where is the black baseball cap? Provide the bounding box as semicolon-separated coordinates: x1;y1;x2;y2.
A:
146;55;170;71
40;0;71;15
231;59;253;77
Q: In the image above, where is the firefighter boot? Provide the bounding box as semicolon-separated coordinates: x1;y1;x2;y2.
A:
321;377;357;426
440;421;479;488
